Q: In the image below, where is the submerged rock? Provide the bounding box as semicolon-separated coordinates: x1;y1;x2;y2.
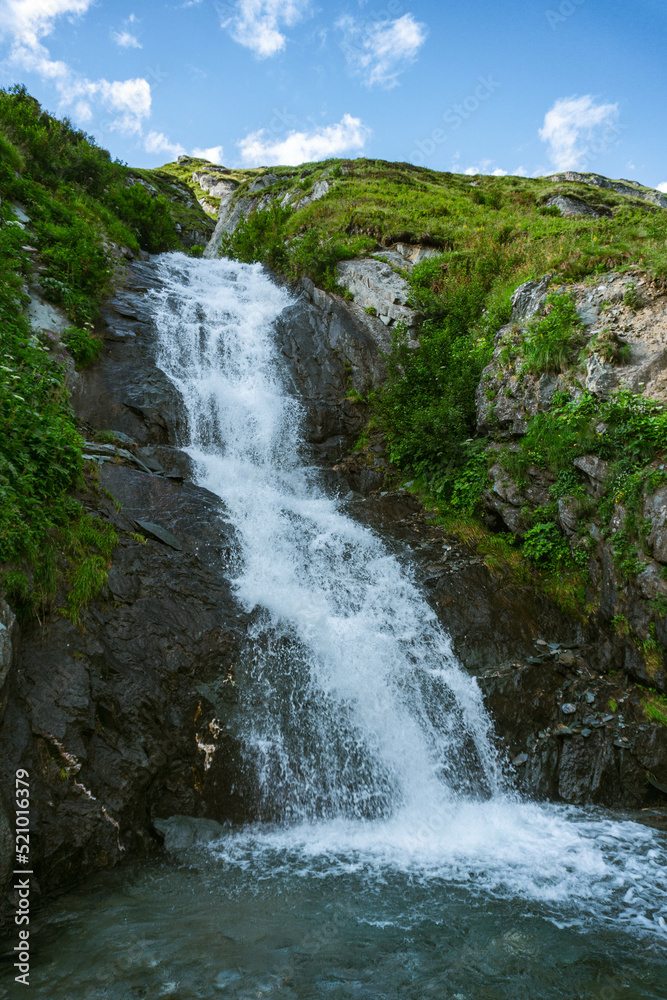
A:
153;814;227;850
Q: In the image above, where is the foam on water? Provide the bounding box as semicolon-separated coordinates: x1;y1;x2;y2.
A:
150;253;667;941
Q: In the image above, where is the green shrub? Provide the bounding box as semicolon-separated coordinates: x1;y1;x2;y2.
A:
220;205;374;290
522;521;571;568
0;130;25;173
61;325;102;366
109;182;180;254
220;203;289;271
520;293;583;374
591;328;632;365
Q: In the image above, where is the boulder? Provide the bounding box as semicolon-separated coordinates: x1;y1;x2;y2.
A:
644;487;667;564
249;173;279;193
335;258;418;331
153;814;226;850
295;179;330;209
193;172;238;200
585;352;619;398
545;195;611;218
573;454;610;496
510;275;551;321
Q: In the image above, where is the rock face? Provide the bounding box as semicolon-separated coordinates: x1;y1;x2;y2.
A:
204;170;333;258
545;194;611;218
274;277;393;460
475;269;667;692
335;258;418;332
70;261;185;447
0;470;251;896
193;170;236;199
547;171;667;209
477;270;667;428
0;262;256;926
0;599;19;904
351;490;667;808
480;657;667;806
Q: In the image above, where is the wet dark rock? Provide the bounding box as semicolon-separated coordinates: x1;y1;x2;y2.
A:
135;520;183;550
153;814;227;850
479;659;667;806
0;463;256;924
70;261;184;448
273;279;391;460
0;263;260;925
352;490;667;808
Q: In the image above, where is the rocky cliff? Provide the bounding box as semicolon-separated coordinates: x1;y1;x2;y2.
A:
477;269;667;693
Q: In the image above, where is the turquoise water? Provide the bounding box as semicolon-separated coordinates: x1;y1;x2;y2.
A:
8;808;667;1000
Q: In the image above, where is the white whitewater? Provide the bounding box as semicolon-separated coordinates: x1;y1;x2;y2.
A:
150;254;667;940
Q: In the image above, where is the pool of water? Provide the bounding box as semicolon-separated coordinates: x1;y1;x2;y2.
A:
5;801;666;1000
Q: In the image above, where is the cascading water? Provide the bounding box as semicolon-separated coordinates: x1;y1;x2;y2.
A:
151;253;501;822
10;254;666;1000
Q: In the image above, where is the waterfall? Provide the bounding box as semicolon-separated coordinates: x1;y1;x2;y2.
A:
150;253;501;823
4;253;665;1000
145;254;666;943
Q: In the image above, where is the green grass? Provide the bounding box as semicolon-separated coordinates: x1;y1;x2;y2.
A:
0;85;212;622
642;688;667;727
216;157;667;285
520;293;584;374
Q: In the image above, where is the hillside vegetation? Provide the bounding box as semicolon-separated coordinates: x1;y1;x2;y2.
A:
0;86;211;620
217;155;667;491
214;157;667;673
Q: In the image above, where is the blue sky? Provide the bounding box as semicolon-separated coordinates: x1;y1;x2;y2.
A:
0;0;665;190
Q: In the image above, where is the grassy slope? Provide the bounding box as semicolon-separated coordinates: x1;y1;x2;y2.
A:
0;87;213;621
208;157;666;276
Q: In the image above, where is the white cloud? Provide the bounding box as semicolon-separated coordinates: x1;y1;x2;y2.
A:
238;113;370;165
337;13;427;89
144;130;186;160
464;160;507;176
192;145;225;164
539;95;620;171
0;0;93;50
657;182;667;193
112;30;141;49
99;77;151;134
112;13;141;48
220;0;309;58
0;0;152;134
